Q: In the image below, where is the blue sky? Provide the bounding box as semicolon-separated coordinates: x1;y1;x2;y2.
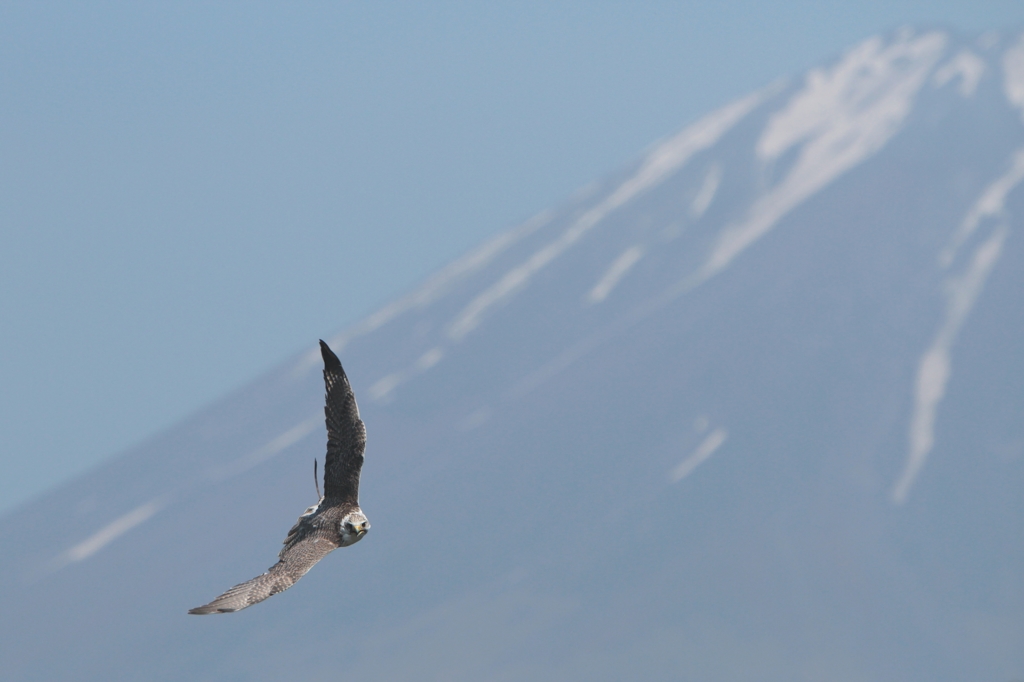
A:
1;1;1022;516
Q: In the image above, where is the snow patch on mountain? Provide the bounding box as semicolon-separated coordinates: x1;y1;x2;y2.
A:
694;31;947;284
364;91;770;402
370;373;403;401
588;245;645;304
289;210;552;377
55;498;165;568
1002;33;1024;116
691;163;722;218
670;428;727;483
933;49;986;96
208;415;321;481
894;225;1007;503
369;351;446;402
893;148;1024;503
940;148;1024;267
446;90;767;342
416;347;444;370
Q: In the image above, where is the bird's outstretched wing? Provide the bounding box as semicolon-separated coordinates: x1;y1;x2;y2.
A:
188;523;337;615
319;340;366;505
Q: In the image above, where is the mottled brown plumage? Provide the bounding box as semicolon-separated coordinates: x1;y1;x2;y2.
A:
188;341;369;615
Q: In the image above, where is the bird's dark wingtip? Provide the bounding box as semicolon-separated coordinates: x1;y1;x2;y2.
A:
319;340;342;371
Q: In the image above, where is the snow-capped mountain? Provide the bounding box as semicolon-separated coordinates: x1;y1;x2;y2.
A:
2;27;1023;681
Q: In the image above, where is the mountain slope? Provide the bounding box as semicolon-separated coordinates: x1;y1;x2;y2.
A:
1;27;1023;681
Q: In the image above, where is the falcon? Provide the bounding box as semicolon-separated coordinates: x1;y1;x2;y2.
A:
189;340;369;614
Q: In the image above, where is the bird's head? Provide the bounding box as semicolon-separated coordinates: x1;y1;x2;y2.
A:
340;510;370;546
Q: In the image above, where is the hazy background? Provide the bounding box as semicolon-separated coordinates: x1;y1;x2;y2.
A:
2;1;1022;516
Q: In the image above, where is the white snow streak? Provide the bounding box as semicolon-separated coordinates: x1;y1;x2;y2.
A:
893;145;1024;503
369;373;403;401
1003;34;1024;115
694;31;947;284
940;148;1024;267
447;90;766;341
691;164;722;218
588;245;645;304
416;346;443;370
889;37;1024;503
62;499;164;563
367;347;445;402
893;226;1008;504
459;407;492;431
208;415;321;480
290;210;551;376
933;49;986;96
671;428;727;483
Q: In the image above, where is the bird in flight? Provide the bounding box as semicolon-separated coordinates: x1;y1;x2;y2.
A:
189;340;369;614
